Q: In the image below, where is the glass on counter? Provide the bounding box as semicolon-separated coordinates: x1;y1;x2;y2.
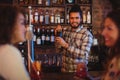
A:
30;60;42;80
74;61;88;80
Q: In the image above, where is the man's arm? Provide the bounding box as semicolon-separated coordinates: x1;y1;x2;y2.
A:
66;32;93;63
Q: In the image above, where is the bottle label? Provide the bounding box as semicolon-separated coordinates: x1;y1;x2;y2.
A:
45;15;49;24
50;36;55;42
36;38;41;45
33;35;36;42
34;16;39;23
42;35;45;40
46;36;50;41
30;15;33;23
38;0;42;4
50;16;54;23
40;15;44;23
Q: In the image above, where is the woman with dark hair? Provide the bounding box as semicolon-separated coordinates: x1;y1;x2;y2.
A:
101;10;120;80
0;5;30;80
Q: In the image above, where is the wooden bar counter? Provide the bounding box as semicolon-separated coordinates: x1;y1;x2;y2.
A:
41;71;103;80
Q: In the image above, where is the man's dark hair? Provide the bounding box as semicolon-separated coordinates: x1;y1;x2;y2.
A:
69;4;83;19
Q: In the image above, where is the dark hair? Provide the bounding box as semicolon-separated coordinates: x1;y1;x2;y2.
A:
69;4;83;19
0;4;25;45
105;10;120;58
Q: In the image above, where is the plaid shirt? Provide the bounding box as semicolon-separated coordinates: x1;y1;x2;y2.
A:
61;25;93;72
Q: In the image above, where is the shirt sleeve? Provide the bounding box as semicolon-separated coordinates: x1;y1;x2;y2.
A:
67;31;93;64
0;45;30;80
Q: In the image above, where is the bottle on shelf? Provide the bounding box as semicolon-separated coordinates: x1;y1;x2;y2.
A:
45;0;50;6
45;9;50;25
19;0;24;5
25;12;29;24
39;9;44;24
38;0;43;5
41;26;45;45
21;49;28;67
45;28;50;45
67;0;74;4
55;9;61;24
57;0;63;5
24;0;29;4
43;54;49;66
66;8;70;24
30;9;34;24
36;27;41;45
33;27;37;45
50;10;55;24
82;10;87;24
87;10;91;24
52;55;56;65
34;9;39;24
50;28;55;45
18;42;24;46
60;11;64;24
52;0;57;5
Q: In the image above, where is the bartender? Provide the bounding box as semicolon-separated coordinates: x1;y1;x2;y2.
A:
55;4;93;72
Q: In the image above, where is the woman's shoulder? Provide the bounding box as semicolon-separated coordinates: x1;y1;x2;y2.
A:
0;44;21;56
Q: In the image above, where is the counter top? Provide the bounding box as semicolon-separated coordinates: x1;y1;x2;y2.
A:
41;71;103;80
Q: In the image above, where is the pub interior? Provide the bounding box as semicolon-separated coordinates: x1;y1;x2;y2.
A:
0;0;120;80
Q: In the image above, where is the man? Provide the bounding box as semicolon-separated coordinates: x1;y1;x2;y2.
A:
55;4;93;72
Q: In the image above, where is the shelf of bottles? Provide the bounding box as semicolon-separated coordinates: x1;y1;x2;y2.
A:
15;0;92;72
16;0;92;27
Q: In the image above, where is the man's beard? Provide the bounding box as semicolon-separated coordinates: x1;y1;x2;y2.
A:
70;22;81;29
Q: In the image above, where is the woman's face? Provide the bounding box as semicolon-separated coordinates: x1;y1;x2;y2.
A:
102;18;119;47
11;13;26;44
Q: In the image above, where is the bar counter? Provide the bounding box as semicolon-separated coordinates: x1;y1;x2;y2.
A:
41;71;103;80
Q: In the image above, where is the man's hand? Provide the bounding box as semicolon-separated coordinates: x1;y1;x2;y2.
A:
55;37;68;48
55;25;62;36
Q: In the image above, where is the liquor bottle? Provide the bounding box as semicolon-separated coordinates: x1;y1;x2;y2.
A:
67;0;74;3
87;11;91;24
36;27;41;45
45;10;50;24
82;10;87;23
52;56;56;66
50;10;55;24
34;9;39;24
66;8;70;24
44;54;49;66
55;9;61;24
24;0;29;4
38;0;43;5
45;0;50;6
18;42;24;46
45;28;50;45
41;26;45;45
33;27;37;45
50;28;55;45
30;10;34;24
52;0;57;5
19;0;24;5
60;11;64;24
57;0;63;5
39;9;44;24
25;12;29;24
21;49;27;67
56;30;62;37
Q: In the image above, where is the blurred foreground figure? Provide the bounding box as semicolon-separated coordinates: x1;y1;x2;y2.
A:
101;10;120;80
0;4;30;80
